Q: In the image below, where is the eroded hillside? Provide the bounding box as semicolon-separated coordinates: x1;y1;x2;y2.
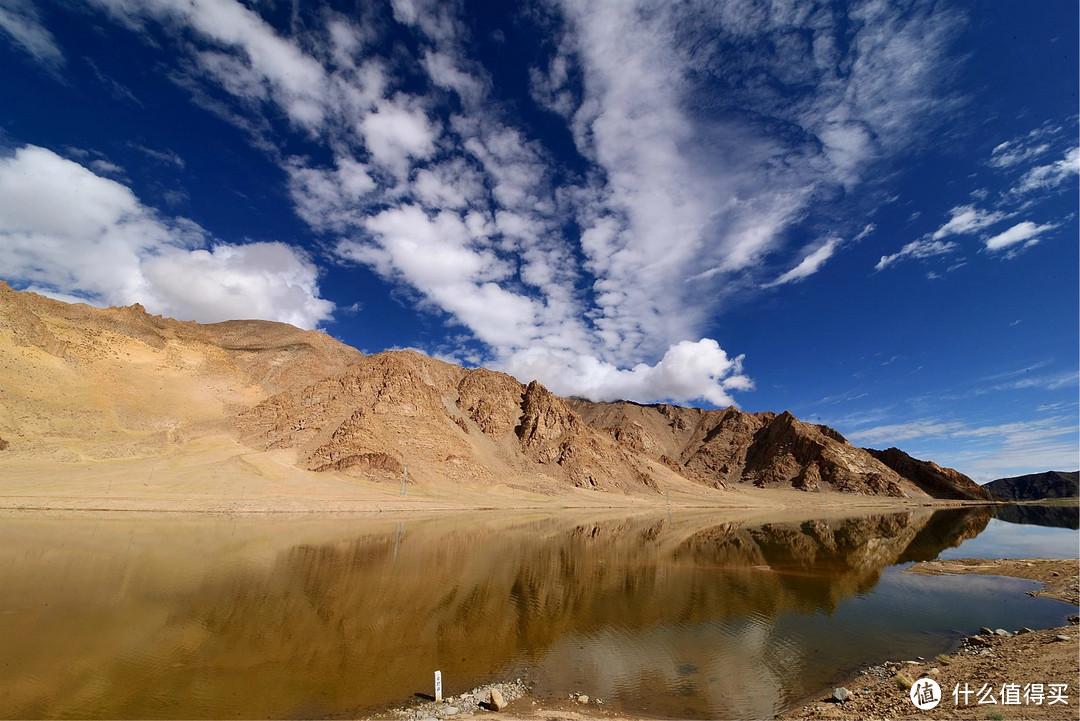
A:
1;283;989;502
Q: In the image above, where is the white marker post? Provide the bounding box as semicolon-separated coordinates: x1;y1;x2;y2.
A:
434;670;443;703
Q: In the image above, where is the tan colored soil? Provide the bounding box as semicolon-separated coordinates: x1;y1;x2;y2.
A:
0;430;976;515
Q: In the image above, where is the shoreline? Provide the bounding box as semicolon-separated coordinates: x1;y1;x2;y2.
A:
776;557;1079;721
357;557;1079;721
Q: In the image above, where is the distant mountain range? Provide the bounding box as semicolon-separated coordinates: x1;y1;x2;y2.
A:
983;471;1080;502
0;281;992;502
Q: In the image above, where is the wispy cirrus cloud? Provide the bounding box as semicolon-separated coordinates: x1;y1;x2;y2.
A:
5;0;969;406
836;361;1078;479
989;124;1056;169
931;205;1009;240
0;0;63;67
875;239;959;271
1013;145;1080;195
877;119;1078;273
846;414;1079;481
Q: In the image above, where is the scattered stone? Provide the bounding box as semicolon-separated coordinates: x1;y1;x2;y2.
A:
1054;634;1071;642
904;660;921;666
916;656;925;661
577;695;590;704
1017;627;1034;635
994;629;1012;637
1069;615;1079;625
832;687;852;703
965;635;989;646
489;688;507;711
980;626;994;636
443;706;459;716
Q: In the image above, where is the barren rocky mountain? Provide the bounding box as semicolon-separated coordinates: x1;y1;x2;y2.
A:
984;470;1079;501
238;350;679;494
864;446;992;501
0;280;361;464
568;400;988;498
1;282;987;501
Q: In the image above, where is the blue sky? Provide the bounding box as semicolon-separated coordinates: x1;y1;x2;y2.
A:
0;0;1076;481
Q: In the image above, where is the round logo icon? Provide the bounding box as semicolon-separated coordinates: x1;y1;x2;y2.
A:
909;678;942;710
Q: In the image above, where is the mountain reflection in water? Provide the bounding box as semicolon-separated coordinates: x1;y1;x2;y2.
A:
995;503;1079;530
4;505;1070;720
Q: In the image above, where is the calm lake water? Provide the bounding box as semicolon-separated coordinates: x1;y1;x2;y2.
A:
0;506;1075;719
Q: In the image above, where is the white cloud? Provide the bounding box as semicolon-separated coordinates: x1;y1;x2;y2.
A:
285;155;377;233
847;420;966;446
845;415;1079;482
931;205;1007;239
984;221;1056;252
990;141;1050;169
875;239;958;271
90;0;329;130
412;160;481;210
341;204;542;348
1014;146;1080;194
877;117;1076;276
46;0;969;406
141;243;334;328
765;236;843;287
130;143;186;169
989;123;1061;169
0;0;63;67
0;145;333;328
504;339;752;407
360;97;439;178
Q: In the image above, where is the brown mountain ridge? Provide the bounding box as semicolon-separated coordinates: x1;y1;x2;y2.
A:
0;281;990;502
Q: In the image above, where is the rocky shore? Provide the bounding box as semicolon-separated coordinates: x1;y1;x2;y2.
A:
778;557;1079;720
368;557;1078;721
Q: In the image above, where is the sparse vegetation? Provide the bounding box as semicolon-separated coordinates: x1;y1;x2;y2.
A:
986;711;1004;721
936;653;953;665
893;672;914;690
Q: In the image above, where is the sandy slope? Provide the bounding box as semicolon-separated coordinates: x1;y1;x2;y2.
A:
0;429;965;514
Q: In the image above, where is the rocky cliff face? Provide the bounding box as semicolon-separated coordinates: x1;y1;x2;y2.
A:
569;400;923;497
983;470;1080;501
238;351;674;493
1;282;984;499
865;447;992;501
